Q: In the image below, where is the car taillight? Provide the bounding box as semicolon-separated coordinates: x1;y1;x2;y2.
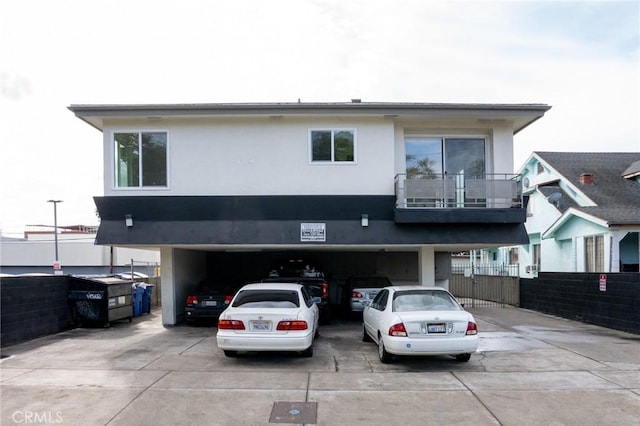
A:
351;291;363;299
388;323;407;337
224;295;233;304
218;319;245;330
277;320;308;331
466;321;478;335
322;282;329;298
186;296;198;305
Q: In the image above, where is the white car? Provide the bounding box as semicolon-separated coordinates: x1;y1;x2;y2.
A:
363;286;478;363
216;283;319;357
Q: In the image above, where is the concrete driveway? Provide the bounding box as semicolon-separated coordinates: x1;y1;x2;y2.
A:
1;307;639;425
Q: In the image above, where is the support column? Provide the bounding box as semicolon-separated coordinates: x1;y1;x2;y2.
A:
160;247;177;325
418;246;435;286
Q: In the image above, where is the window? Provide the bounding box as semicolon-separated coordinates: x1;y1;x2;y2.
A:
310;129;355;162
532;243;541;270
585;235;604;272
114;131;167;188
232;290;300;308
371;289;388;311
405;137;485;179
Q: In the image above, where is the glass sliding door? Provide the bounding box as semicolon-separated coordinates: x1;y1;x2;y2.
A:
404;137;486;207
443;138;485;178
405;137;442;178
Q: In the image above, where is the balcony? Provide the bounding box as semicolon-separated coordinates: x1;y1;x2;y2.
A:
394;173;525;224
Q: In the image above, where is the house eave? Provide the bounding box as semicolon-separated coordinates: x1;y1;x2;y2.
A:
68;101;551;133
542;208;609;239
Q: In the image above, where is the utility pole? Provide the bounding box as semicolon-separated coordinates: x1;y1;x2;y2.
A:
47;199;63;274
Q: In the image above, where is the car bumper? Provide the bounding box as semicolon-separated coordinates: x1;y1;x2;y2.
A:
349;301;367;312
216;331;314;352
382;335;478;356
185;306;227;320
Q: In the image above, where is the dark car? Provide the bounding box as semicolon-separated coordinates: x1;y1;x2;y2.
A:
185;279;237;323
262;259;331;324
343;275;392;315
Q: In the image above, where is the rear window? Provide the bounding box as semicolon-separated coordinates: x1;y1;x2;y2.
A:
232;290;300;308
392;290;461;312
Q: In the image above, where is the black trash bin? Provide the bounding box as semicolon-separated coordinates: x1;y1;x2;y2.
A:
69;277;134;327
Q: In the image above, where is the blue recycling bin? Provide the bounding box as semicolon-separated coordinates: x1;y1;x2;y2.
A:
142;283;154;314
132;284;144;317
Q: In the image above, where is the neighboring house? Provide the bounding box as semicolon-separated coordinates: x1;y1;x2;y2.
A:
0;225;160;276
513;152;640;276
69;101;550;325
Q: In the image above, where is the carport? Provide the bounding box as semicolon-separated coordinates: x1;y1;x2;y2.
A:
159;247;455;325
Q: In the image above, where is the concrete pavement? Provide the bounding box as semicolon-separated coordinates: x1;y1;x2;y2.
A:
1;307;639;425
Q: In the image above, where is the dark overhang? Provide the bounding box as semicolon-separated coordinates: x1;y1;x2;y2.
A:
94;195;529;248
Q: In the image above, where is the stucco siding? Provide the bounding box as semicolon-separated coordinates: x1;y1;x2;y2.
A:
102;117;396;196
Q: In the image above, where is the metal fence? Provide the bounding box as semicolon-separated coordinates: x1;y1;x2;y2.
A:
395;173;523;209
450;264;520;307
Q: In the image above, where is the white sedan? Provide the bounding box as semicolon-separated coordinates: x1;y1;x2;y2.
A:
363;286;478;363
216;283;319;357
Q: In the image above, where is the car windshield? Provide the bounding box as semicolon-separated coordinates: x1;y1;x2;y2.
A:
351;277;390;288
392;290;461;312
232;290;300;308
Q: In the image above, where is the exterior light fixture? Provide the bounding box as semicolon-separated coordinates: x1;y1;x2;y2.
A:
125;214;134;227
361;214;369;227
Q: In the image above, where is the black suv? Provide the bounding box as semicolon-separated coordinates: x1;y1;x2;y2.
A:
261;259;331;324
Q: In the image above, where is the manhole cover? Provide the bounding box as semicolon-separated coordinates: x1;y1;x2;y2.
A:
270;401;317;424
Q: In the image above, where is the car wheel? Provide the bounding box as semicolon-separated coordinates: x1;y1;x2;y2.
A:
377;334;393;364
362;325;373;342
300;345;314;358
223;350;238;358
455;353;472;362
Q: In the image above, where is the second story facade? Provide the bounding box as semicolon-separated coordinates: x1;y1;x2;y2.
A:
70;101;550;250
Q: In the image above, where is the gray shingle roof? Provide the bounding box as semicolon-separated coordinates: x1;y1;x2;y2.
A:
537;184;580;213
535;152;640;225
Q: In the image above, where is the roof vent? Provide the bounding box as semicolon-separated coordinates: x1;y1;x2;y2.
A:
351;98;361;103
579;173;594;185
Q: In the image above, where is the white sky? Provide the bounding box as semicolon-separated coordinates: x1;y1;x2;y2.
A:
1;0;638;236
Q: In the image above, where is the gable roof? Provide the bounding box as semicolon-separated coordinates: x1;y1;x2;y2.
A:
535;152;640;225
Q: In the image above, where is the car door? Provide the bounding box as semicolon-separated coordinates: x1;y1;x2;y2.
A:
363;289;388;340
301;286;318;336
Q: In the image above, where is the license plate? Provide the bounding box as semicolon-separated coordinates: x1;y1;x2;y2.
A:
204;301;217;307
426;323;446;333
250;320;271;331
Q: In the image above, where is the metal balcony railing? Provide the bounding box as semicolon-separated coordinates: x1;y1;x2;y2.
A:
395;173;523;209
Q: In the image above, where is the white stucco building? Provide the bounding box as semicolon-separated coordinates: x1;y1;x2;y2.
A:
68;101;550;324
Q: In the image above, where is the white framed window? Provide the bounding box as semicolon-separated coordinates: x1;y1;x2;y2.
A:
585;234;604;272
309;129;356;163
113;131;168;188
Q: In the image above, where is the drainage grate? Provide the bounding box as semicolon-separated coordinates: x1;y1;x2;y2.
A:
269;401;317;424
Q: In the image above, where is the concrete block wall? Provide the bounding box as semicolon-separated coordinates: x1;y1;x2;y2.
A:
520;272;640;334
1;276;73;346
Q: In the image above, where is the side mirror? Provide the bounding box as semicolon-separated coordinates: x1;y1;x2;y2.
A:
312;297;322;304
362;301;371;307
